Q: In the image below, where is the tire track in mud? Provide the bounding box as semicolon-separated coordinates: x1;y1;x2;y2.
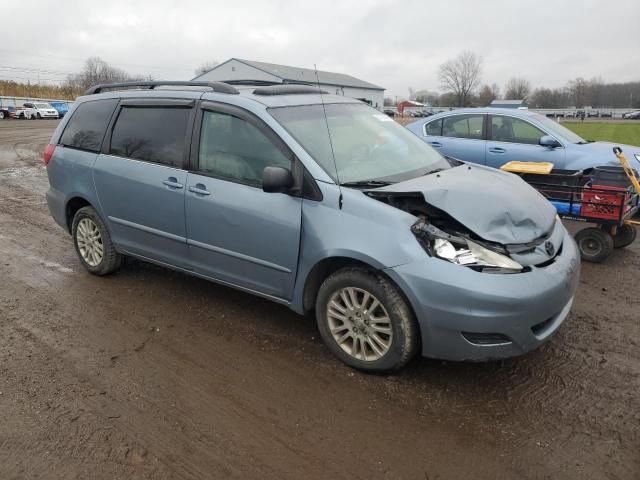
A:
1;121;639;479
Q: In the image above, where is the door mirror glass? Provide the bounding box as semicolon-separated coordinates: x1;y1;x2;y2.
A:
539;135;561;148
262;166;293;193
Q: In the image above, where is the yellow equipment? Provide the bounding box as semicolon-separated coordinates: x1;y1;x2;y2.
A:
613;147;640;226
500;161;554;175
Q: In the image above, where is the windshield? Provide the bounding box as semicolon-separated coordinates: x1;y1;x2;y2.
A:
269;103;450;184
35;103;51;109
534;114;586;144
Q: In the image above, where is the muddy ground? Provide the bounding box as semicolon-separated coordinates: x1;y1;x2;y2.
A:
0;120;638;479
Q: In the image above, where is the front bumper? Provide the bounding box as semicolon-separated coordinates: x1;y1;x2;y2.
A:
386;230;580;361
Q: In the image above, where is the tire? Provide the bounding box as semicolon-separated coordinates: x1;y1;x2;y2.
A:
36;113;41;119
612;224;637;248
72;206;122;275
0;111;4;119
575;227;614;263
315;267;419;372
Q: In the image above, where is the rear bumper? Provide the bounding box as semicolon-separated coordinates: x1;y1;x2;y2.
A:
386;230;581;361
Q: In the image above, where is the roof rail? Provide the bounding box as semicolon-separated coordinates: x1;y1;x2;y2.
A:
84;81;239;95
222;79;282;86
253;84;329;96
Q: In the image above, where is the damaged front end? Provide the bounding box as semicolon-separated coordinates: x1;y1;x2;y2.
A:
410;220;524;273
367;191;557;274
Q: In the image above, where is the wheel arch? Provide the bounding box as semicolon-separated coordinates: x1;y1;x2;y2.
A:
300;256;419;328
65;196;93;233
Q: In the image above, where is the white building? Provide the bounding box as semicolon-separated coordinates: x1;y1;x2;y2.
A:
192;58;385;109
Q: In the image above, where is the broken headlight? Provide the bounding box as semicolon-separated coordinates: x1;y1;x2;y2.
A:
412;221;523;273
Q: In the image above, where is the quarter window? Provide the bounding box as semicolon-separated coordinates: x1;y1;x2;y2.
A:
442;115;484;140
490;116;546;145
60;99;118;152
424;118;442;136
110;107;191;167
198;110;291;187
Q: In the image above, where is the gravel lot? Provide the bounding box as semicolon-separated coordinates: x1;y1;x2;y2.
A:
0;120;638;479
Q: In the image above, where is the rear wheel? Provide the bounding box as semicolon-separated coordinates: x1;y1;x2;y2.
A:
72;206;122;275
0;111;4;119
575;227;614;262
611;224;637;248
315;267;419;372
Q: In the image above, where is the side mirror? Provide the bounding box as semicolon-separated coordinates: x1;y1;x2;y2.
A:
539;135;561;148
262;166;294;193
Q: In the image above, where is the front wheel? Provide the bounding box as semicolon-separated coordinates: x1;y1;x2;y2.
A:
575;227;614;263
72;206;122;275
315;267;419;372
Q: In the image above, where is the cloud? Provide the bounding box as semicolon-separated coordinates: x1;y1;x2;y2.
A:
0;0;638;97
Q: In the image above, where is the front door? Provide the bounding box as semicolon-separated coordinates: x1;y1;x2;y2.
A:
185;103;302;300
485;115;566;169
93;101;194;268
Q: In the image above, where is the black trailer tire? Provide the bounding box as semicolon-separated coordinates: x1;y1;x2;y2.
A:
72;206;122;276
575;227;614;263
315;267;419;373
612;224;637;248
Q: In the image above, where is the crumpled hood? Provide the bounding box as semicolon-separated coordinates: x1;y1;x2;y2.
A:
370;164;556;245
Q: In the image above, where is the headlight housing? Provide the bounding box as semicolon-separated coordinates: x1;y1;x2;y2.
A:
634;153;640;163
412;221;523;273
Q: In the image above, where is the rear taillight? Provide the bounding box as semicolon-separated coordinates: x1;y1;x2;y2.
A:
43;144;56;165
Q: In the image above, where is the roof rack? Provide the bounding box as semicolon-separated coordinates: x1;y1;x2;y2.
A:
84;81;239;95
222;80;282;86
253;84;329;96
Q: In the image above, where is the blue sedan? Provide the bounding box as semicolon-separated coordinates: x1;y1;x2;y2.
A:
406;108;640;171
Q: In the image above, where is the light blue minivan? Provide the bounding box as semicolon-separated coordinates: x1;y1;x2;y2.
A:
406;108;640;171
45;81;580;372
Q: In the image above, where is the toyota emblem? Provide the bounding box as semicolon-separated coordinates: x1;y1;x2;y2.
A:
545;241;555;256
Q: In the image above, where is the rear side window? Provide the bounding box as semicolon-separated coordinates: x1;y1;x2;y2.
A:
424;118;442;136
109;107;191;167
60;99;118;152
442;114;484;140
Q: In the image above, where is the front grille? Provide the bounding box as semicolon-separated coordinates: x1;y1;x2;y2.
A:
461;332;512;346
535;242;563;268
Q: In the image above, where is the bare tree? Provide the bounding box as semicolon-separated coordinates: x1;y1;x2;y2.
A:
65;57;143;91
504;77;531;100
476;83;500;106
194;60;219;77
438;51;482;107
567;77;590;107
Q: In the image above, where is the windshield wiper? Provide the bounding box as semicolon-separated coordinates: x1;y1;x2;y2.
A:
341;179;392;188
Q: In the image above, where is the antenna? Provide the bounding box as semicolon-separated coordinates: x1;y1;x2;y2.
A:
313;64;343;208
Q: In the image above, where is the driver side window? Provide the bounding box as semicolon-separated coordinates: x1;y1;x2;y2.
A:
198;110;291;187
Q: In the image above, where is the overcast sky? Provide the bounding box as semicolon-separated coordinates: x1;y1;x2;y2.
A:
1;0;638;98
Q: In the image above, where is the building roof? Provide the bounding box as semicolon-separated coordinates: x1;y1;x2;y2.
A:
490;99;527;108
199;58;385;91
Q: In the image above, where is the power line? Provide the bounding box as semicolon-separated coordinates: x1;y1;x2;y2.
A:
0;48;194;73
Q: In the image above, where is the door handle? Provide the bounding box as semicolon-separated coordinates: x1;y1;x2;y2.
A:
188;184;211;196
429;141;443;148
163;177;184;189
488;147;506;154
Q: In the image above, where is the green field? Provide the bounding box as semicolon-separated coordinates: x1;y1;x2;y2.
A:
562;122;640;146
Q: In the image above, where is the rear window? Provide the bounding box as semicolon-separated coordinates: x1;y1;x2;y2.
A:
109;107;191;167
60;99;118;152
